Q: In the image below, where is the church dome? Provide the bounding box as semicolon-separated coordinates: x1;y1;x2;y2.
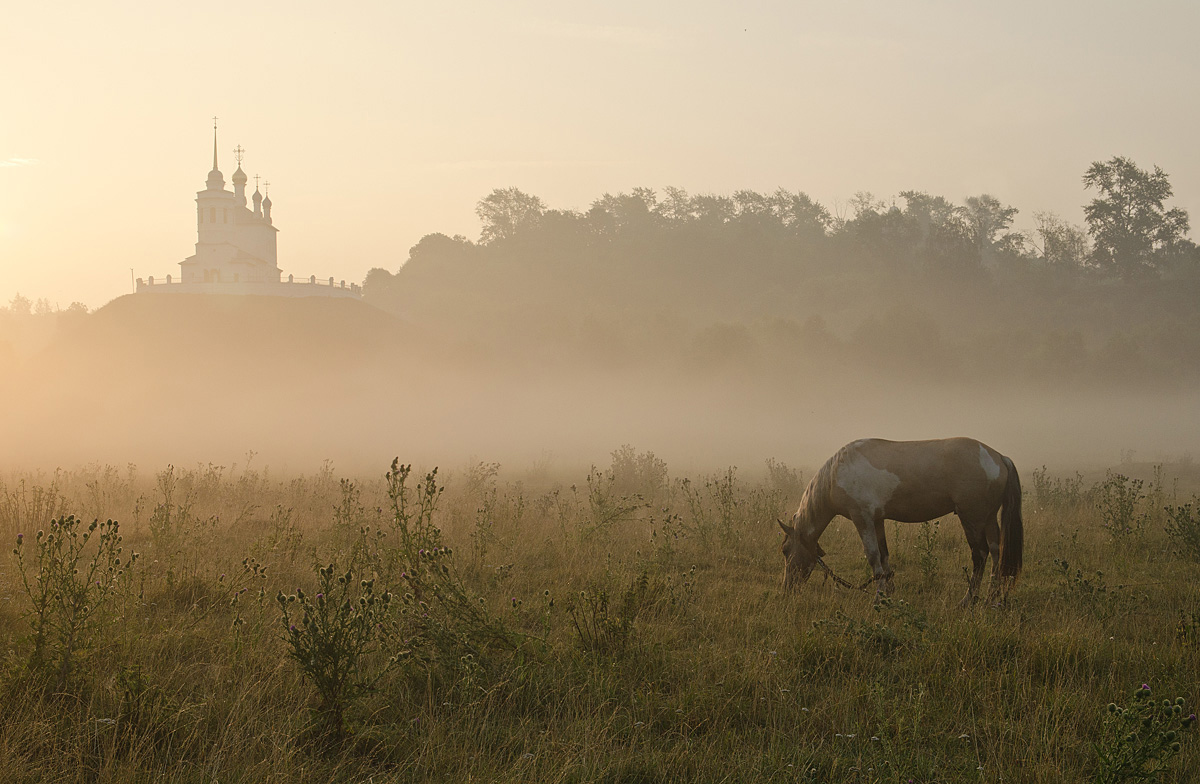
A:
206;167;224;190
232;166;248;184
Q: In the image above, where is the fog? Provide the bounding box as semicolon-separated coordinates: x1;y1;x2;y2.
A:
2;199;1200;477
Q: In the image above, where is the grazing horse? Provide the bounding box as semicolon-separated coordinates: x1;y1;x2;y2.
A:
778;437;1023;606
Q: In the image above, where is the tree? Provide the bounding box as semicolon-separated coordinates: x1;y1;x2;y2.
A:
588;188;660;236
963;194;1022;261
1033;211;1090;270
1082;156;1191;277
7;293;31;316
475;187;546;244
899;191;975;273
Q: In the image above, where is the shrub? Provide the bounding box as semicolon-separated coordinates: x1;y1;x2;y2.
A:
277;563;398;740
565;572;650;656
1031;465;1087;512
1093;684;1195;783
1163;499;1200;562
13;515;136;691
917;518;940;586
385;459;443;568
1096;473;1148;543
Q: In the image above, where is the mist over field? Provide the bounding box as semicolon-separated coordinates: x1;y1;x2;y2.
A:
8;4;1200;780
3;178;1200;475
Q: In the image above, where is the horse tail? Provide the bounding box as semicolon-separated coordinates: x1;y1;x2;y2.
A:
999;455;1024;578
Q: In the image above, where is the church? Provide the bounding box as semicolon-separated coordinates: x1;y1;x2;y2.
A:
137;123;359;298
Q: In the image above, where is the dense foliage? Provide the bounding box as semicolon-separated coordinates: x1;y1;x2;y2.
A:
363;158;1200;386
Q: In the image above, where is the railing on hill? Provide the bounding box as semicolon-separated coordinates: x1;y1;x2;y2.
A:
136;274;362;298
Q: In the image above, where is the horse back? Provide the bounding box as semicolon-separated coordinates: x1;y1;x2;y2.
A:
829;437;1009;523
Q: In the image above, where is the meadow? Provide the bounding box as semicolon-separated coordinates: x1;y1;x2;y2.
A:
0;449;1196;783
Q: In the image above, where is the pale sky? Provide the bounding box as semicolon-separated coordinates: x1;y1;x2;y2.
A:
3;1;1199;309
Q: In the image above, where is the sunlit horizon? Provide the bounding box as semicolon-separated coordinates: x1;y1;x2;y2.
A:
4;2;1200;308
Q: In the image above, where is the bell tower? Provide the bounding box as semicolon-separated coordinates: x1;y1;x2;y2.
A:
192;118;238;280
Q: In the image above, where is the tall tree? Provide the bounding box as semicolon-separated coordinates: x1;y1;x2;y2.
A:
1032;211;1090;270
475;187;546;244
963;194;1022;260
1082;156;1190;276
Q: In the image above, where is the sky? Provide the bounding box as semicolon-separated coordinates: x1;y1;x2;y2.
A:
3;1;1200;309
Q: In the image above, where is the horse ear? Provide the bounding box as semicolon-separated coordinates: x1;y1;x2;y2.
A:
777;518;794;535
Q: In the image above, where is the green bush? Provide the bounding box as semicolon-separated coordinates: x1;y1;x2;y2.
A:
1163;500;1200;562
13;515;136;691
277;563;399;740
1094;684;1195;783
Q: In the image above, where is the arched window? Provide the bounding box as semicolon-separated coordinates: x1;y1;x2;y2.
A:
223;208;228;223
209;207;216;223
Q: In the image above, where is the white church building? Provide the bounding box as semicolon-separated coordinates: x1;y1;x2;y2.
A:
137;124;360;298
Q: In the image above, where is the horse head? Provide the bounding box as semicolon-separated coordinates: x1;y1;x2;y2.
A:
778;518;824;591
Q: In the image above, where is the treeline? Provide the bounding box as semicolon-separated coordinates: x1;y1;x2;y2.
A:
349;158;1200;386
0;295;89;364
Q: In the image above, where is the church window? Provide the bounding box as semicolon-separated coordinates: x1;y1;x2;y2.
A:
223;208;228;223
210;207;216;222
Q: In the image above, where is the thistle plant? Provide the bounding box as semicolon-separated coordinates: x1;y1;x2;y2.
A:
1094;684;1195;784
1163;499;1200;562
277;562;399;739
386;459;443;568
565;572;649;655
1096;473;1148;543
916;518;939;585
13;515;136;691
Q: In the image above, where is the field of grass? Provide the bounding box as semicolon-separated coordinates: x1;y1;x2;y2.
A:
0;451;1197;783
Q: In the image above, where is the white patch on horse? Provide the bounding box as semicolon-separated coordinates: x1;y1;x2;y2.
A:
835;452;901;519
979;445;1001;482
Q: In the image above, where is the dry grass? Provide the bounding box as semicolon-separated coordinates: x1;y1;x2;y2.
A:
0;454;1196;783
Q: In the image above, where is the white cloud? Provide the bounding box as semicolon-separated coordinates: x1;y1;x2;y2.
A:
0;157;40;168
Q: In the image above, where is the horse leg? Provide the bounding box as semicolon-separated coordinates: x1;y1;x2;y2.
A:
852;511;889;600
957;515;990;608
873;518;895;595
982;515;1003;603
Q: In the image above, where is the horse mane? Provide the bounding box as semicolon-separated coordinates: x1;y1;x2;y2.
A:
796;445;845;528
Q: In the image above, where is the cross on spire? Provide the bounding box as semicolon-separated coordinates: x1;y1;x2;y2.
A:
264;180;270;195
233;145;245;166
211;116;219;170
254;174;260;190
